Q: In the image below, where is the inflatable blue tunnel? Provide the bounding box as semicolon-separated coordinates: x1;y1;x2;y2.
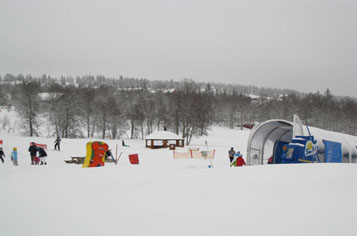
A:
247;116;357;165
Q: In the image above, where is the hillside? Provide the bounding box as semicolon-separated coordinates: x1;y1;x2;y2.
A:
1;125;357;236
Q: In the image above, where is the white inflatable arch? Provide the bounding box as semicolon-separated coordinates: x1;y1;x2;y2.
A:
246;119;357;165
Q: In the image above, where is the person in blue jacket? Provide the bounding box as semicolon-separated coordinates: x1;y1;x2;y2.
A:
11;147;18;166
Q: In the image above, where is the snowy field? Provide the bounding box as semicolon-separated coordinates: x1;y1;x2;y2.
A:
1;121;357;235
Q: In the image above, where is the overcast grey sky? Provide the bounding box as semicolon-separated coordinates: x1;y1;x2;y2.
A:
0;0;356;96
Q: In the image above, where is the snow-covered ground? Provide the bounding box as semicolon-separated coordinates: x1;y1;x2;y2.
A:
1;110;357;235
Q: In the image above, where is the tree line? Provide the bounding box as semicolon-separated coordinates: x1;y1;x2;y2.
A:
0;74;356;143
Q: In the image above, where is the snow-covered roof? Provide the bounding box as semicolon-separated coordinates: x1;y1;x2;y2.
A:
37;92;63;101
38;93;52;100
245;94;260;99
146;131;183;140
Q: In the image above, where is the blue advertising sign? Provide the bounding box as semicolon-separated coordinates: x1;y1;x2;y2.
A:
323;140;342;163
280;136;318;164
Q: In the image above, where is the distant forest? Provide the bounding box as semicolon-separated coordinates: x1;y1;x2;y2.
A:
0;73;356;143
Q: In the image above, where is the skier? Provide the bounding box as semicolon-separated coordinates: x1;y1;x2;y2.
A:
228;147;235;163
54;136;61;151
28;142;38;165
0;147;5;163
122;139;129;147
11;147;18;166
230;152;246;167
38;147;47;165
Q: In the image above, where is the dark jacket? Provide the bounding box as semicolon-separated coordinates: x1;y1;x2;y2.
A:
228;149;235;158
0;150;5;157
106;150;112;158
38;147;47;157
28;145;38;156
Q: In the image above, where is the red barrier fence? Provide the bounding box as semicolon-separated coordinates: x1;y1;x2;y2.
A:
29;142;47;150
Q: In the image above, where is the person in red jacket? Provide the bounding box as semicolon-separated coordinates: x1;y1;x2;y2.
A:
230;152;246;167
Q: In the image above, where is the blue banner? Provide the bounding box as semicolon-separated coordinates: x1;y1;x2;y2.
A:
323;140;342;163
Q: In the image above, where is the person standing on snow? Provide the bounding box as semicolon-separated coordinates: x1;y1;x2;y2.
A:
228;147;236;163
230;152;246;167
38;147;47;165
28;142;38;165
54;136;61;151
105;149;115;162
0;147;5;163
11;147;18;166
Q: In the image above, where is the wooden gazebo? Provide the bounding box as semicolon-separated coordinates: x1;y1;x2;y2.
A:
145;131;184;149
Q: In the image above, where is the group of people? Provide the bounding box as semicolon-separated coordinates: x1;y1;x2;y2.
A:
0;137;61;166
228;147;246;167
4;138;246;167
28;142;48;165
0;146;18;166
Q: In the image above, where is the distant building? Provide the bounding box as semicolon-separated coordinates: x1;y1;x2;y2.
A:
145;131;184;149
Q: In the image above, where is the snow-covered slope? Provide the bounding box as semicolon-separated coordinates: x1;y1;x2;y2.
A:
1;117;357;235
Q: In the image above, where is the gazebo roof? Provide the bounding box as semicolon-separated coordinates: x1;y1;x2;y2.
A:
145;131;183;140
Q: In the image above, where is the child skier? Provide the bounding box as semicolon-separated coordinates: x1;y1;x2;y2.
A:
230;152;246;167
105;149;115;162
0;147;5;163
11;147;18;166
38;147;47;165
